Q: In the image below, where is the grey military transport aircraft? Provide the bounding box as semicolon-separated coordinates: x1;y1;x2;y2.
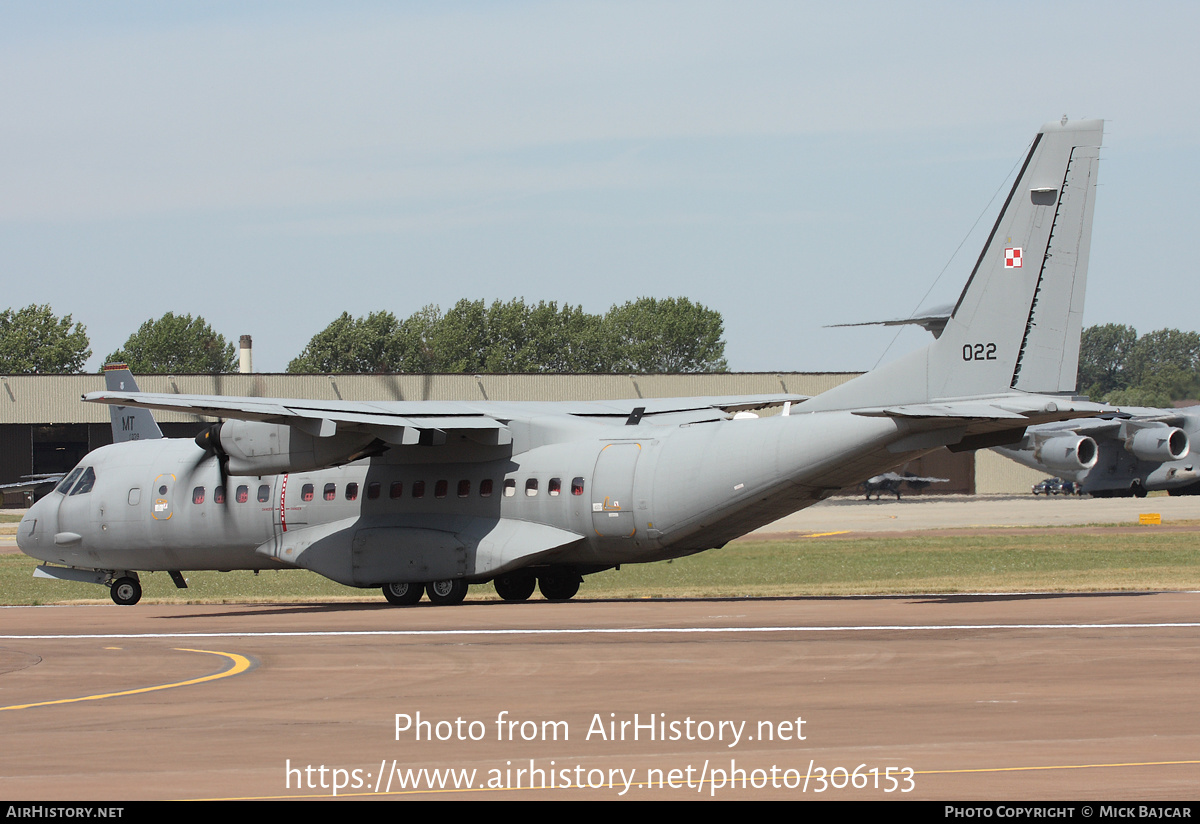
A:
993;408;1197;497
18;118;1106;606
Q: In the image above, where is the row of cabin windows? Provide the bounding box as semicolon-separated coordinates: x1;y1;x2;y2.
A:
190;477;587;506
190;484;272;505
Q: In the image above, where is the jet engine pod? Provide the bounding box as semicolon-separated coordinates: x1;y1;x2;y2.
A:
200;420;378;475
1034;435;1099;472
1125;427;1189;462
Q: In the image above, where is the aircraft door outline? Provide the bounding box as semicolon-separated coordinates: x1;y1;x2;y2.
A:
591;442;641;538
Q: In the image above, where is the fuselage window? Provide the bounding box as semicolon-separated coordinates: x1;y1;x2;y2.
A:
390;481;404;499
367;482;381;500
70;467;97;496
525;479;538;497
503;479;516;497
346;482;359;501
323;483;336;501
549;478;561;497
479;479;493;497
236;485;249;503
572;477;585;496
214;486;226;504
301;484;314;502
257;484;270;503
435;480;448;499
412;480;426;499
56;468;83;495
457;480;470;498
192;486;205;505
128;488;141;506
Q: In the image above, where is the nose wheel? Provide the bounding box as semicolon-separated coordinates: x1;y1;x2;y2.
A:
111;576;142;606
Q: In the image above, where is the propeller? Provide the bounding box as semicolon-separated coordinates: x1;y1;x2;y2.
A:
194;423;231;506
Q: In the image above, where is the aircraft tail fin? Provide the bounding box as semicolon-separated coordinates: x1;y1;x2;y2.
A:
805;118;1103;412
103;363;163;442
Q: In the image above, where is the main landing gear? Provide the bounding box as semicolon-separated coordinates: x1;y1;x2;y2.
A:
110;576;142;606
380;579;468;606
380;570;584;606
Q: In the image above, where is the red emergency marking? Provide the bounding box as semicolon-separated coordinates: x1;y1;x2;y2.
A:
280;474;289;533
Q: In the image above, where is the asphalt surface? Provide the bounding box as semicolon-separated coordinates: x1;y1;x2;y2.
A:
1;495;1198;800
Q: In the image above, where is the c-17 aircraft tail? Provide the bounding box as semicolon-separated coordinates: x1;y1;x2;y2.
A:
804;118;1103;413
103;363;163;442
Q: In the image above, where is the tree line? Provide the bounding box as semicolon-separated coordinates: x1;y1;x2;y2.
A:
1076;324;1200;406
0;298;728;375
7;304;1196;400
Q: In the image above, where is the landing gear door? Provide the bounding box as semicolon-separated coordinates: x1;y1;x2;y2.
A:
591;443;641;538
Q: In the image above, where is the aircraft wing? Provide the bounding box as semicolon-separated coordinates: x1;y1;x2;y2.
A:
82;390;809;437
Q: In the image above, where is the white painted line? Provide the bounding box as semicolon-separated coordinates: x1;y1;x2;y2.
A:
1;622;1198;641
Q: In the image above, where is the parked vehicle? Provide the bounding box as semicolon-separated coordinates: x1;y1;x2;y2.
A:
1032;477;1077;496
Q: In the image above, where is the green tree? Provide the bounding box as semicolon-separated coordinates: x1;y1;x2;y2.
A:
0;304;91;373
106;313;236;373
289;311;406;373
427;299;611;373
1077;323;1138;399
289;297;729;374
1124;328;1200;390
1077;324;1200;404
605;297;728;373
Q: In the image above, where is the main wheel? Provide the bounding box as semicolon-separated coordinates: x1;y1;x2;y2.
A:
111;576;142;606
493;572;536;602
538;572;580;601
426;579;468;606
382;582;423;606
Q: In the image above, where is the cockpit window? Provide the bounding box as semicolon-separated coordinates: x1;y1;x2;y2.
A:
56;467;83;495
69;466;97;496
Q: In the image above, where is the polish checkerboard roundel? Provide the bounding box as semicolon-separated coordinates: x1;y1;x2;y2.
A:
1004;247;1022;268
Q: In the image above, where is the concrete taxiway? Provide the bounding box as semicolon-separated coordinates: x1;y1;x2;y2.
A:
2;495;1198;800
1;593;1197;800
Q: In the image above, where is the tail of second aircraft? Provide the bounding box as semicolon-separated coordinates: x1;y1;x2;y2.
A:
103;363;163;442
805;118;1103;412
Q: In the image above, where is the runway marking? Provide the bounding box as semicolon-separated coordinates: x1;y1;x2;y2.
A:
0;648;252;712
0;623;1197;642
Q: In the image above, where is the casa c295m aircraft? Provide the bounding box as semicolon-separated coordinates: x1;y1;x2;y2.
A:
18;118;1105;606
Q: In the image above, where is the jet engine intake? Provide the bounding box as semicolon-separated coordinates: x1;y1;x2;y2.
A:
1125;427;1189;462
1034;435;1099;472
198;421;379;475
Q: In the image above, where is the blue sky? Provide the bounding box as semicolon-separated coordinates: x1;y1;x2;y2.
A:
2;2;1197;373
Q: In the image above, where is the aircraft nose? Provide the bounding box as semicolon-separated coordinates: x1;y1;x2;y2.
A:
16;496;59;561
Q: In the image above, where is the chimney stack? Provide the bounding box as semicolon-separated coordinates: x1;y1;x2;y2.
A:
239;335;253;374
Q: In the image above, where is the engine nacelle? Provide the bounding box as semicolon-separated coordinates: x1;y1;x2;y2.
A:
1034;435;1098;472
1125;427;1189;462
206;420;378;475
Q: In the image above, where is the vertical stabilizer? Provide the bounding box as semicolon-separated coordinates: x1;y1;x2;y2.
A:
103;363;163;442
804;119;1103;412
